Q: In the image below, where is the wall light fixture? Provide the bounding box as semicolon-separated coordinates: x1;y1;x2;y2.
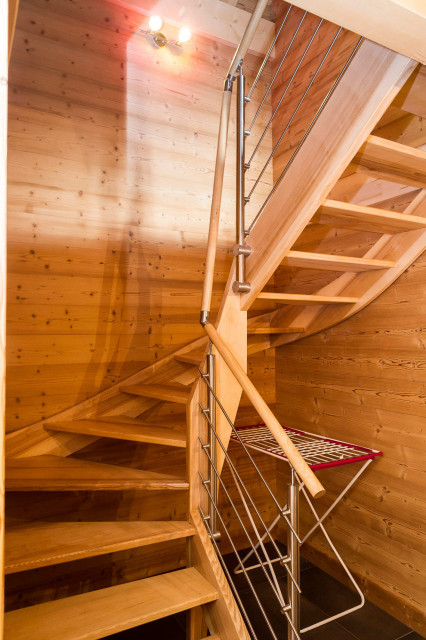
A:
139;15;192;49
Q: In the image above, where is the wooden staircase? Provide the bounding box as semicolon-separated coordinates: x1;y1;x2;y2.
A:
3;11;426;640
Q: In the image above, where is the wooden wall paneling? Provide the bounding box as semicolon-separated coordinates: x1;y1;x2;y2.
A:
274;249;426;635
1;0;8;635
6;0;274;436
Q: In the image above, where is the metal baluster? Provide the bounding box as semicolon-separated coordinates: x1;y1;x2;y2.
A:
233;65;251;293
205;346;220;539
287;471;300;640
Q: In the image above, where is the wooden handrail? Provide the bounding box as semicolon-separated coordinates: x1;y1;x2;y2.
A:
228;0;271;78
200;89;232;316
201;0;270;317
204;324;326;499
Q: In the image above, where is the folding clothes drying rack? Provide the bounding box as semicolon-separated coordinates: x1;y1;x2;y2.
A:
231;424;382;635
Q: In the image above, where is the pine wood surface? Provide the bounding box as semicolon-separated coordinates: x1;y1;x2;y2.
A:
4;567;218;640
275;249;426;634
45;418;187;448
6;455;189;490
5;520;195;573
6;0;274;431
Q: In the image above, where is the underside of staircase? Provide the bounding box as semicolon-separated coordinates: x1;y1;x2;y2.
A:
3;2;426;639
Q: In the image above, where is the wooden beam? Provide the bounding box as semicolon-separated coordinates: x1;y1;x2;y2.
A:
393;64;426;118
240;42;416;310
283;250;395;271
106;0;274;55
315;199;426;233
353;135;426;189
290;0;426;65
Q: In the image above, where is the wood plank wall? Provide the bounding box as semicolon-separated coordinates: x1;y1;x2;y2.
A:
274;251;426;634
7;0;274;432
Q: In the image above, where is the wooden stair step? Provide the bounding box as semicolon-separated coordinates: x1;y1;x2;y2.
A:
315;199;426;234
247;327;304;334
4;567;218;640
282;250;395;272
174;352;205;365
353;134;426;188
6;455;189;491
120;383;191;404
5;520;195;573
257;293;358;305
45;418;186;448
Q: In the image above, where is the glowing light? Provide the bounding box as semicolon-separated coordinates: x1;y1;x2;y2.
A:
149;15;163;32
178;26;192;44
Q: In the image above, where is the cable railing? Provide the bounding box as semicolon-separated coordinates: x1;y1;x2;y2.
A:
198;348;303;640
197;4;377;636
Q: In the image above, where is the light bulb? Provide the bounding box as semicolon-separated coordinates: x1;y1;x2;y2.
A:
149;15;163;32
178;26;192;44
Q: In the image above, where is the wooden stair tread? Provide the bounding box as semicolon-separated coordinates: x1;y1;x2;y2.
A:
174;353;204;365
5;521;195;573
120;383;191;404
353;134;426;188
6;455;189;491
45;418;187;448
4;567;218;640
283;250;395;272
315;199;426;234
257;292;358;305
247;327;304;334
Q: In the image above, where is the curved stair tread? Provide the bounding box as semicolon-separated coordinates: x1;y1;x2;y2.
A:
6;455;189;491
120;383;191;404
45;418;187;448
5;520;195;573
4;567;218;640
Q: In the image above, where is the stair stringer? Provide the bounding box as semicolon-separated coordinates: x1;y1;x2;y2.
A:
239;40;417;310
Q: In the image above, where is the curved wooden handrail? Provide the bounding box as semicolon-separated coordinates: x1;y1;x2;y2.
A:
204;324;325;499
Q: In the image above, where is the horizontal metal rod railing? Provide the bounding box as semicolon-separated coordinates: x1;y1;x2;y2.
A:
204;323;325;499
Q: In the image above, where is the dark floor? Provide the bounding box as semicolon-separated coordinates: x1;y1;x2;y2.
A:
107;547;425;640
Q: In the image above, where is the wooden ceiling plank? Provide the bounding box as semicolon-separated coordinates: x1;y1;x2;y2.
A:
290;0;426;65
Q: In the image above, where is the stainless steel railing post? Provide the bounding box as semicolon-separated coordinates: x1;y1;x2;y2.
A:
233;65;251;294
287;471;300;640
